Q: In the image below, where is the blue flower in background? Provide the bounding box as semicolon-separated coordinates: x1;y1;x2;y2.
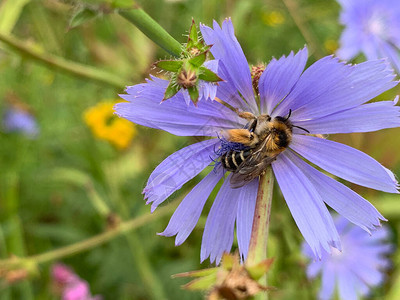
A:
303;216;392;300
2;107;39;138
116;19;399;264
337;0;400;73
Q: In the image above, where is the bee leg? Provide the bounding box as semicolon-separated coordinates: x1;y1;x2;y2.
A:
236;110;256;121
245;119;258;132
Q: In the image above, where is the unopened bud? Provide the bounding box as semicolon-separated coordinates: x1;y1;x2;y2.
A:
177;69;198;89
189;47;201;56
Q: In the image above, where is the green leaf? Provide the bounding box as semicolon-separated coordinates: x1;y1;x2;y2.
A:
246;258;274;280
182;273;217;291
188;18;198;44
52;167;90;186
186;19;199;50
69;7;98;30
187;86;199;104
173;267;218;278
188;52;207;67
154;60;183;72
198;66;223;82
163;81;180;100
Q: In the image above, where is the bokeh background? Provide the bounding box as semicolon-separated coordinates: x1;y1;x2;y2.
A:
0;0;399;299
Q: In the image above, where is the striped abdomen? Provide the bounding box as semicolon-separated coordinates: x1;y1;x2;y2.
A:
221;149;252;171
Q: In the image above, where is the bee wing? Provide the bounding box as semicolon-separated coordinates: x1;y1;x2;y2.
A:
230;139;275;189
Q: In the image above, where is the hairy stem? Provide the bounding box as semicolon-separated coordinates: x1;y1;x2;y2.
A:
0;32;126;89
119;7;182;57
246;167;274;299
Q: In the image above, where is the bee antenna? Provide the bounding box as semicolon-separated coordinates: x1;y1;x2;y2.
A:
285;109;292;121
292;125;310;133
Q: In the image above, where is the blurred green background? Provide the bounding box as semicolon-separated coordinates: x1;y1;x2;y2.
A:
0;0;399;299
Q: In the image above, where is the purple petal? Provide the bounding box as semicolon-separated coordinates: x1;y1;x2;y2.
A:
272;152;340;258
272;56;352;117
200;19;257;112
337;27;363;60
236;178;258;260
3;108;39;137
199;60;219;101
214;61;254;111
352;262;384;286
290;135;399;193
159;166;224;245
293;98;400;134
284;150;385;233
292;60;397;120
144;139;219;212
380;41;400;74
306;262;322;279
274;59;397;120
116;76;242;137
319;267;336;300
337;270;357;300
259;47;308;114
201;174;239;264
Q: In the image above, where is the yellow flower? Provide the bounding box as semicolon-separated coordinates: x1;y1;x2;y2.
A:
262;11;285;27
83;101;136;150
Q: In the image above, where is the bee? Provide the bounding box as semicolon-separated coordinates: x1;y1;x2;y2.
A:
220;110;309;188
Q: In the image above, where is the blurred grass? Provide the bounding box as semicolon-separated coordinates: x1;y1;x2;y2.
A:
0;0;399;299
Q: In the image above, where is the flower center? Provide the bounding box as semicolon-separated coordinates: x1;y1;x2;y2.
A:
366;12;389;38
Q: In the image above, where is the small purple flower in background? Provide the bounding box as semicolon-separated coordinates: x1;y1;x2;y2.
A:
303;216;392;300
52;263;101;300
116;19;399;264
2;107;39;137
336;0;400;73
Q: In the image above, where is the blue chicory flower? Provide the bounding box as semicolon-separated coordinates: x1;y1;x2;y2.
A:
115;19;400;264
303;216;392;300
336;0;400;73
2;107;39;137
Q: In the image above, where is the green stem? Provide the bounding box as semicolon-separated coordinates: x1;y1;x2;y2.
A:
0;32;126;89
0;203;176;268
125;233;167;300
246;167;274;299
118;8;182;57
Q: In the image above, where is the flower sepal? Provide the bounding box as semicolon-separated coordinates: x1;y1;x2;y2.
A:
154;20;222;105
173;253;273;298
186;18;210;56
154;60;183;72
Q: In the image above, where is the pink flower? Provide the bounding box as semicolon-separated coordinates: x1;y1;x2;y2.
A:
51;263;101;300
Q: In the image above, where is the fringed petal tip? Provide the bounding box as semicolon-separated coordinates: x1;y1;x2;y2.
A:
329;239;342;252
156;230;168;237
393;95;400;105
383;166;400;194
312;239;342;261
150;203;158;213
